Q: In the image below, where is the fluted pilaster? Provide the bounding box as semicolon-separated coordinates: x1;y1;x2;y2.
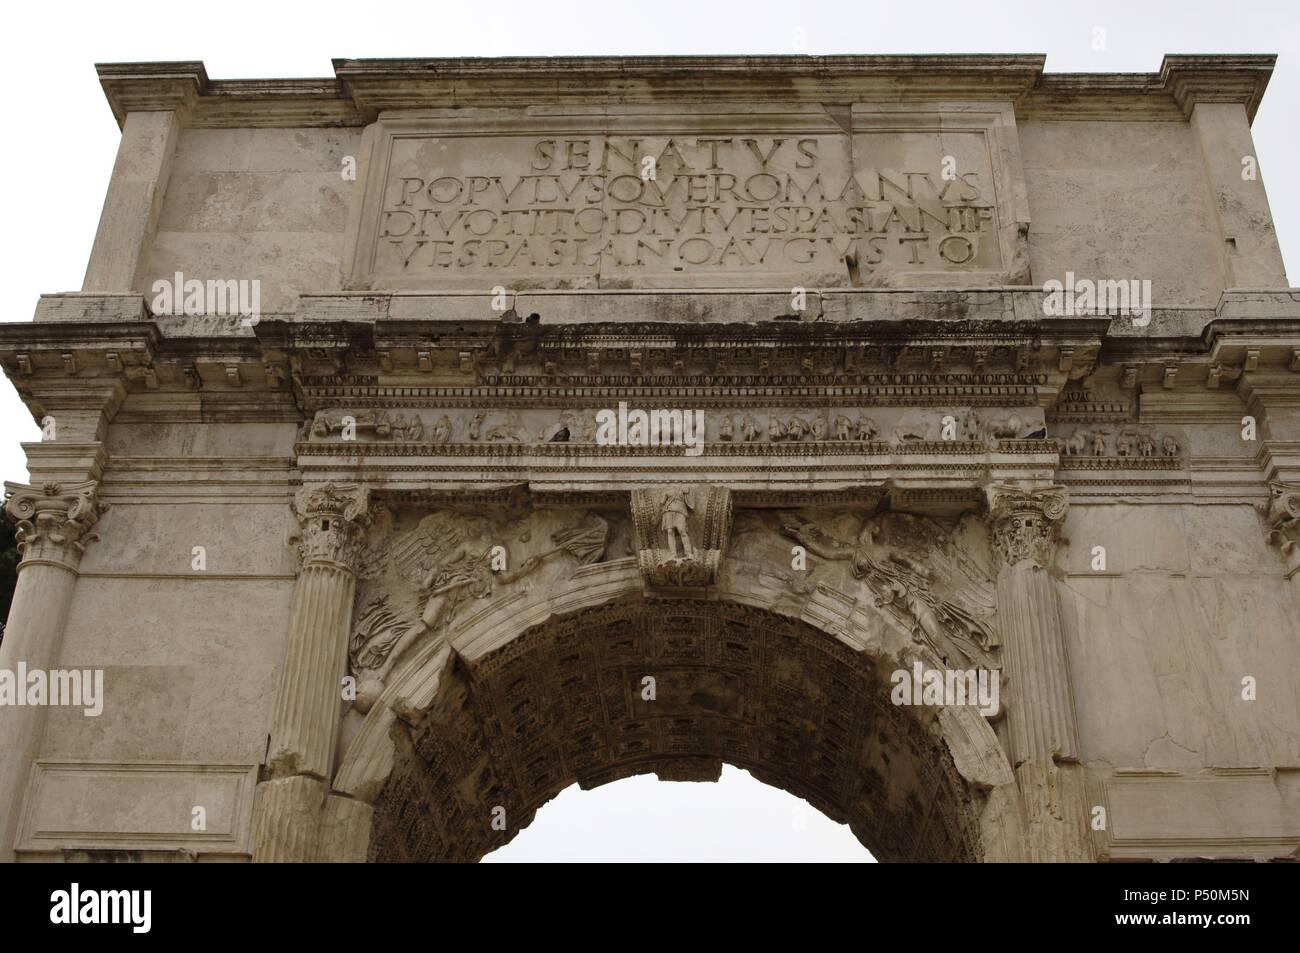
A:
266;565;358;778
250;775;326;863
986;483;1092;862
252;483;369;862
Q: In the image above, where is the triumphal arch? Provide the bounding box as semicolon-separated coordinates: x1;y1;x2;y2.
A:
0;55;1298;862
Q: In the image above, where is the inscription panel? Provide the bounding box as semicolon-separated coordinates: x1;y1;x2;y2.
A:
346;105;1029;292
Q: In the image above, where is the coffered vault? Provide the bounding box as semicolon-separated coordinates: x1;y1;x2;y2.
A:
0;54;1297;863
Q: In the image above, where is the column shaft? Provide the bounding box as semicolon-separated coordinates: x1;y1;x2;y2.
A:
0;480;107;860
0;565;77;860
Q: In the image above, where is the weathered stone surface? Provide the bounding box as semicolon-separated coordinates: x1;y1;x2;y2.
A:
1;53;1299;863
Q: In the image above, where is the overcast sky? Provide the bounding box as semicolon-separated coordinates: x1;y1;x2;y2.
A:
3;0;1296;861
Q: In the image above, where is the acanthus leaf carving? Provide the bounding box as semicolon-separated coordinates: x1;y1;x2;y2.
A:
985;483;1068;570
1260;481;1300;571
293;482;372;573
3;480;109;568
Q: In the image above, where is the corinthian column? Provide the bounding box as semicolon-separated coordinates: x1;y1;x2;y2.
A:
0;481;107;860
251;483;369;862
985;483;1092;862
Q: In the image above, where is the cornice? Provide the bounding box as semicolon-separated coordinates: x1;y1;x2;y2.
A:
92;53;1274;129
1022;54;1275;124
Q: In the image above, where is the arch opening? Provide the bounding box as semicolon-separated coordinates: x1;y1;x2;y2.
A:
366;596;986;862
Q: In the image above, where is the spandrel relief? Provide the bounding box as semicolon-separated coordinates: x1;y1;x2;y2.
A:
777;509;1000;671
348;504;623;710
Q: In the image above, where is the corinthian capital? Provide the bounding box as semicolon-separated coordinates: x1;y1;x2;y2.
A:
292;483;371;573
1259;482;1300;574
3;480;109;570
985;483;1069;569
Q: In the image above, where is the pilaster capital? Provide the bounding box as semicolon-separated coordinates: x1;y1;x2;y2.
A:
1259;481;1300;575
985;483;1069;569
292;483;371;573
3;480;109;570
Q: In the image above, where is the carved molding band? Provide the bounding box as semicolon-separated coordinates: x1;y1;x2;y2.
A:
985;483;1069;569
2;480;109;570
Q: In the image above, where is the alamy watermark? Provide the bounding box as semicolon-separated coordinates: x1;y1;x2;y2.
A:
1042;271;1151;327
890;661;1000;717
0;664;103;716
50;883;150;933
150;270;262;327
595;401;704;456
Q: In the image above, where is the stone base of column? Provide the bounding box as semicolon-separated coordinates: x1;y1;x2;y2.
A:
250;775;326;862
1015;759;1094;862
317;794;372;862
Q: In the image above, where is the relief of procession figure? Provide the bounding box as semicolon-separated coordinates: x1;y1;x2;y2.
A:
1060;424;1181;458
780;511;1000;672
307;408;426;441
348;508;610;708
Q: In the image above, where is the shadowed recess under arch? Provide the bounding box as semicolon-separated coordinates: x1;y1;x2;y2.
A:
368;596;983;862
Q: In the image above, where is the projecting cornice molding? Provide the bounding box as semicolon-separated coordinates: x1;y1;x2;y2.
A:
92;54;1276;129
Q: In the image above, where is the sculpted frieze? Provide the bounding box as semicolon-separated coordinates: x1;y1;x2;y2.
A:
298;405;1046;450
1052;422;1184;468
348;503;626;709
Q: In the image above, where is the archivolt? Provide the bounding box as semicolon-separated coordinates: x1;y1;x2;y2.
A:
331;559;1026;862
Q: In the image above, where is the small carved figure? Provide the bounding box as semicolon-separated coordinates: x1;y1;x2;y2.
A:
1116;432;1136;457
431;415;453;443
893;422;927;443
768;416;787;442
1064;429;1089;456
856;416;879;441
486;414;524;442
1091;430;1108;456
835;415;853;440
468;412;484;441
811;416;829;440
1137;432;1157;457
969;410;1027;443
719;415;734;441
1161;434;1179;456
661;489;695;558
740;415;758;442
787;417;810;441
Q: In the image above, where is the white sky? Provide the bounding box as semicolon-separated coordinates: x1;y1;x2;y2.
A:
3;0;1296;861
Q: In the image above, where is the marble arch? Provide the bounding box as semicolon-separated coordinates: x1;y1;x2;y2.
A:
327;550;1025;863
3;54;1300;864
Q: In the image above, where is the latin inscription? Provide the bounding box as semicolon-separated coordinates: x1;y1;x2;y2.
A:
369;128;1005;284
